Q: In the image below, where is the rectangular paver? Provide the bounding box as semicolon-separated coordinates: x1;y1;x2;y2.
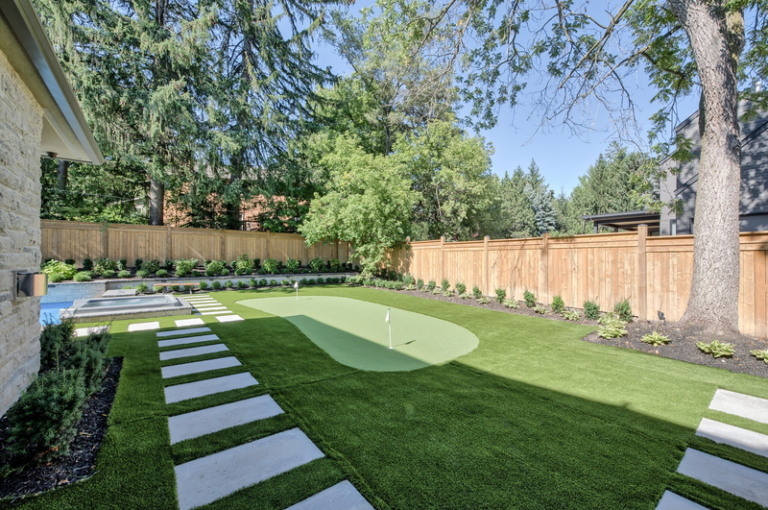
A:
710;389;768;425
165;372;258;404
187;300;218;304
175;428;323;510
201;310;232;315
656;491;708;510
286;481;374;510
677;448;768;506
158;333;220;348
160;344;228;361
696;418;768;458
157;327;211;338
168;395;284;444
74;326;110;338
217;314;244;323
193;306;227;311
162;357;241;379
127;321;160;332
175;318;205;327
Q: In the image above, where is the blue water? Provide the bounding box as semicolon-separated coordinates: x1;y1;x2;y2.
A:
40;301;73;326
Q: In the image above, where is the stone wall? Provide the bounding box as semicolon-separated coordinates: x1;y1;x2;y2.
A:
0;48;44;417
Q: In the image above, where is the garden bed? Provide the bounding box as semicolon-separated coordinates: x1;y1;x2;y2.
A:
0;358;123;501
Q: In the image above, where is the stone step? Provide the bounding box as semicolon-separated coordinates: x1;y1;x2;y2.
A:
174;428;323;510
165;372;258;404
157;327;211;338
161;357;241;379
193;306;227;311
285;481;374;510
217;315;244;323
159;334;220;349
186;299;218;304
696;418;768;458
709;389;768;425
127;321;160;332
168;395;283;444
201;310;233;315
160;344;228;361
655;491;708;510
74;326;110;338
175;318;205;328
677;448;768;507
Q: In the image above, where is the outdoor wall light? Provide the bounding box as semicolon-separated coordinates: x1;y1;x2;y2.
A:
657;311;666;326
15;272;48;299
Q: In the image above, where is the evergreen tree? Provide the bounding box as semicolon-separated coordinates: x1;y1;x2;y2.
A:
498;167;537;238
525;184;557;235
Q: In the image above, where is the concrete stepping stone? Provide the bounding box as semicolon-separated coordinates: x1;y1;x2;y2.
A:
677;448;768;506
73;326;110;337
160;344;228;361
168;395;283;444
175;428;323;510
162;357;241;379
285;481;374;510
193;306;227;311
176;318;205;327
157;327;211;338
710;389;768;425
165;372;258;404
159;333;220;348
655;491;708;510
217;314;244;323
696;418;768;458
201;310;232;315
127;321;160;332
187;299;217;304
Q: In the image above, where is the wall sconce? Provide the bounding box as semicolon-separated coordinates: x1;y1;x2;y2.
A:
657;311;666;326
15;272;48;299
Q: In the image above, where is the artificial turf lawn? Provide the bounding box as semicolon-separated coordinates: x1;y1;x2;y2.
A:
3;285;768;509
239;296;479;371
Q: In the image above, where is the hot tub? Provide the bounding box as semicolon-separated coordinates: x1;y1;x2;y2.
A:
62;294;193;323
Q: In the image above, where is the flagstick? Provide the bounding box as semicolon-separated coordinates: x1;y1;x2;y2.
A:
388;309;393;349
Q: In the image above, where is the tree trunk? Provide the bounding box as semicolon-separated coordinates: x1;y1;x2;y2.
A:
149;176;165;226
56;160;70;190
670;1;744;333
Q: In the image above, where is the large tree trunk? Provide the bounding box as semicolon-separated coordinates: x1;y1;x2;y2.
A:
670;1;744;333
149;176;165;226
56;160;70;190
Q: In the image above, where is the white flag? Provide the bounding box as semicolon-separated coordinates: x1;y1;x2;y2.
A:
385;309;390;323
294;282;299;289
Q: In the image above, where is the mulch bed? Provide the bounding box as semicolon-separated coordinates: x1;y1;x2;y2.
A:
0;358;123;502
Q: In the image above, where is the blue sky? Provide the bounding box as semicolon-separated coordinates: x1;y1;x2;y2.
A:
308;1;700;195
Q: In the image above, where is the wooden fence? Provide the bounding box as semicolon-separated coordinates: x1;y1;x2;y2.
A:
390;228;768;338
41;220;351;266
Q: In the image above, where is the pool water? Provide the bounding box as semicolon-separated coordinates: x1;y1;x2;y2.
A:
40;301;73;326
79;296;169;309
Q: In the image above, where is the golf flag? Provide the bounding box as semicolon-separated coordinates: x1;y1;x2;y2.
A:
385;309;390;323
294;281;299;289
386;309;392;349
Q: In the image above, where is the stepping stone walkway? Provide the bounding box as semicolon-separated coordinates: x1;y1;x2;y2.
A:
285;480;374;510
74;325;110;337
160;344;228;361
162;357;241;379
168;395;283;444
159;333;220;348
157;327;211;338
658;389;768;509
127;321;160;332
165;372;258;404
201;310;233;315
217;314;244;323
176;318;205;327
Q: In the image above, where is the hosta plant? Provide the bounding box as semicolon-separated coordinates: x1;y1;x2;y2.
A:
597;313;627;339
562;310;580;321
641;331;671;346
503;299;519;309
751;349;768;364
533;305;547;314
477;296;490;305
696;340;734;358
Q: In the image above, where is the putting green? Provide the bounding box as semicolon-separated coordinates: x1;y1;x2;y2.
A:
238;296;479;371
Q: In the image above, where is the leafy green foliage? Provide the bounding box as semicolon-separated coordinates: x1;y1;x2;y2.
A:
140;260;160;274
93;258;117;276
212;281;222;290
136;283;148;293
82;258;93;271
552;295;565;314
503;299;519;309
74;271;92;282
524;290;536;308
472;286;482;299
41;260;77;281
751;349;768;364
583;301;600;320
205;260;226;276
224;281;234;289
101;270;116;278
441;279;451;292
417;279;424;290
696;340;735;358
237;280;248;289
427;280;436;291
40;319;75;369
263;259;280;274
533;305;548;314
562;310;581;321
642;331;671;346
613;299;633;323
136;270;149;278
309;258;324;272
495;288;506;303
456;283;466;295
285;257;300;273
235;254;255;275
118;270;131;278
477;296;490;304
174;259;198;277
156;269;168;278
597;314;628;339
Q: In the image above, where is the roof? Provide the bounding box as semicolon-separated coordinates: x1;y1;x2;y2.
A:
0;0;103;164
581;210;660;232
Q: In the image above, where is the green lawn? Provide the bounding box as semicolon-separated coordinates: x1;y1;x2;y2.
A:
4;286;768;509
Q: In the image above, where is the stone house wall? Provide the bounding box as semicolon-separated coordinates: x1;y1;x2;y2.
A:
0;47;44;417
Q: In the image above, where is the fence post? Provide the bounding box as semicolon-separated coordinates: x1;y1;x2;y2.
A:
166;225;172;262
266;231;271;260
101;223;109;259
219;230;226;261
440;236;446;284
540;233;549;304
637;225;648;321
483;235;490;295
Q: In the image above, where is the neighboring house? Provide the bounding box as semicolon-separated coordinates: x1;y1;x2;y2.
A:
659;103;768;235
0;0;103;416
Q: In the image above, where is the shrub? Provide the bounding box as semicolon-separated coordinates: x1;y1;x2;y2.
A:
299;278;308;286
237;280;248;289
523;289;536;307
427;280;436;291
93;258;117;275
40;319;75;369
156;269;169;277
583;300;600;320
48;273;65;283
281;279;291;286
393;282;404;291
212;281;222;290
642;331;671;346
562;310;580;321
118;270;131;278
432;287;442;295
330;259;344;272
206;260;226;276
307;278;317;285
495;288;506;303
441;279;450;293
136;269;150;278
597;313;627;339
285;257;300;273
308;257;324;272
751;349;768;364
403;274;415;286
456;283;467;295
263;258;280;274
224;281;234;289
171;285;180;292
64;333;110;396
234;254;254;275
477;296;490;305
153;285;164;292
253;258;261;269
101;269;116;278
199;281;209;290
503;299;519;309
269;280;278;287
613;299;633;322
533;305;548;314
4;369;86;463
82;258;93;271
249;278;258;287
551;295;565;314
259;279;268;287
220;268;230;276
73;271;92;282
64;258;76;266
316;277;325;284
472;286;482;299
174;259;198;277
136;283;148;294
417;279;424;290
141;259;160;274
164;259;174;270
41;260;77;281
134;258;143;268
696;340;735;358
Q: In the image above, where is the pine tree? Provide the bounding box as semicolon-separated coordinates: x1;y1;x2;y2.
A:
525;184;557;235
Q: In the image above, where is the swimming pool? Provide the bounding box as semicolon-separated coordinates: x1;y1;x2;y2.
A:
61;294;192;322
40;301;73;326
